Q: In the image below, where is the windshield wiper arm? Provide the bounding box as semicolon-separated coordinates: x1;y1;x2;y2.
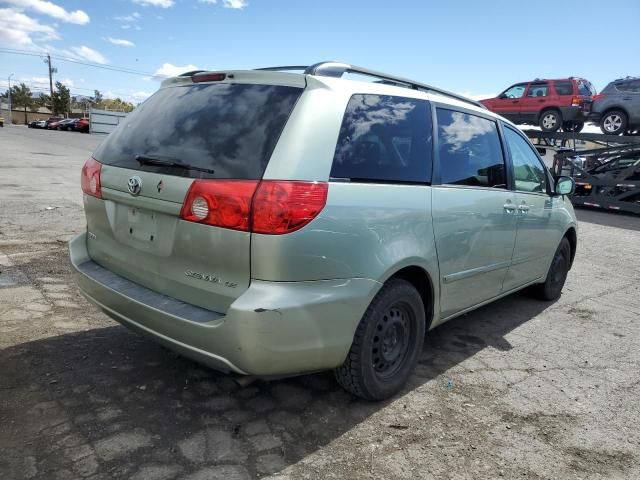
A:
135;154;215;175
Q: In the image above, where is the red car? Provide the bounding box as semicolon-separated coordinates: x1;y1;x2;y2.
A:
74;118;90;133
481;78;596;132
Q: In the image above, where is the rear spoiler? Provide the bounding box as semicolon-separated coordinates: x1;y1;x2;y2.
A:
160;70;306;89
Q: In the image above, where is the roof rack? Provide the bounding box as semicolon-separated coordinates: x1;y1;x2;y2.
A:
255;61;485;109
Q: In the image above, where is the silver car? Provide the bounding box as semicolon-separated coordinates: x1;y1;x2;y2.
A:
70;62;578;400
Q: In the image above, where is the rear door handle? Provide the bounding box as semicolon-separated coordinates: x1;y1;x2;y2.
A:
518;204;530;215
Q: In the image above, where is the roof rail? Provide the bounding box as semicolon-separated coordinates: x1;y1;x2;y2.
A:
303;61;486;109
253;61;485;109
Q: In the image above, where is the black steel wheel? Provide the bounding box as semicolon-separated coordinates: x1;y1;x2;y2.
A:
335;279;426;400
562;121;584;133
531;237;571;301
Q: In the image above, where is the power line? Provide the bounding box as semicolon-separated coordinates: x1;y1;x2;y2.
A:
0;48;165;78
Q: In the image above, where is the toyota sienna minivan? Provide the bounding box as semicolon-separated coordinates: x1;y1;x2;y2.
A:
70;62;578;400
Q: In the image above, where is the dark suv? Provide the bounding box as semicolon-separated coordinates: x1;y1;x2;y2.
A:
481;78;596;132
589;77;640;135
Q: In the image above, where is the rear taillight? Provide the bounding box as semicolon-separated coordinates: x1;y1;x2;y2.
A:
571;96;583;106
180;180;328;234
252;181;328;234
81;157;102;198
180;180;258;231
192;73;226;83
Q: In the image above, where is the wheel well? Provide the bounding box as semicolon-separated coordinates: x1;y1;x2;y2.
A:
389;266;434;329
564;227;577;269
601;107;629;119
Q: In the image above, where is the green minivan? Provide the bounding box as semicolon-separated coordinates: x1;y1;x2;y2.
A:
70;62;577;400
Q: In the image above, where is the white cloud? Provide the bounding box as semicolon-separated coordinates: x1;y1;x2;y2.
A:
3;0;89;24
128;91;152;102
115;12;141;22
70;45;108;64
153;62;200;79
132;0;174;8
223;0;247;8
60;78;74;87
0;7;59;46
199;0;217;3
106;37;135;47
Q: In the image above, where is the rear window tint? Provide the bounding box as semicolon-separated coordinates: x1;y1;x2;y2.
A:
578;81;593;96
554;81;573;95
331;94;432;183
615;80;640;92
436;109;506;188
93;83;302;179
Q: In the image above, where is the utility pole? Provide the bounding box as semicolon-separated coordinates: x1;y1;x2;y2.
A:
45;54;56;114
7;73;13;125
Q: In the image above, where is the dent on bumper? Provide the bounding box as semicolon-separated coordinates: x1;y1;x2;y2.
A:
69;233;380;376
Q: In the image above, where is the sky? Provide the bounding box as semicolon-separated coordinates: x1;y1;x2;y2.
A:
1;0;639;104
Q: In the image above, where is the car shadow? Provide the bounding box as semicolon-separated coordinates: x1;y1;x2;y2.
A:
575;207;640;231
0;289;554;479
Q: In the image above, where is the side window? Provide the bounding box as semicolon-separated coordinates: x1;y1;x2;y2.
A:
504;127;547;194
527;82;549;97
554;81;573;96
501;84;527;99
617;80;640;93
436;109;506;188
331;95;432;183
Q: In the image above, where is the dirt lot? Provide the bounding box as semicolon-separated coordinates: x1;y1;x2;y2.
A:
1;126;639;480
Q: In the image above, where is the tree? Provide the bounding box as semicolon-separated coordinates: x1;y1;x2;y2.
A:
101;97;136;113
93;90;103;107
10;83;34;124
52;81;70;116
36;94;51;110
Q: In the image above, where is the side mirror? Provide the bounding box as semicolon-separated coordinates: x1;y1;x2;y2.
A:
555;176;575;196
535;146;547;156
498;93;507;99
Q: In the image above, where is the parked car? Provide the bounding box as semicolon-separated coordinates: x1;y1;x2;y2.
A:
481;77;596;132
28;120;47;129
48;118;77;131
70;62;578;400
74;117;90;133
589;77;640;135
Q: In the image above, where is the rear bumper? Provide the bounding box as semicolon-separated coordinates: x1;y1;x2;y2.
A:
70;233;380;376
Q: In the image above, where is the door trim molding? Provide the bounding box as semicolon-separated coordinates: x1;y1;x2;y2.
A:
443;260;511;284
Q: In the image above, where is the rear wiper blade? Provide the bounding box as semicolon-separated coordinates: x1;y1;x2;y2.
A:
135;155;215;175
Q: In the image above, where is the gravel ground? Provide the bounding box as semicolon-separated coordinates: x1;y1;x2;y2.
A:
1;125;639;480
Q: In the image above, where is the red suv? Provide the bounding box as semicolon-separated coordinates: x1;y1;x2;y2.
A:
481;78;596;132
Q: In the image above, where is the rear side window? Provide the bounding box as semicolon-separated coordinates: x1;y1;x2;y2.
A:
436;109;506;188
527;83;549;97
616;80;640;93
331;95;433;183
554;81;573;96
93;83;302;179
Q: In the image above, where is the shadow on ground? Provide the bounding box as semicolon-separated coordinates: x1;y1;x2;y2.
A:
0;287;553;479
575;207;640;231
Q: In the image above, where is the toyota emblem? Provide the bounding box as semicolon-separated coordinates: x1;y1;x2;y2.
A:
127;176;143;196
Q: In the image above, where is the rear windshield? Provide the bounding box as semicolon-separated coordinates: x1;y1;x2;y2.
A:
93;83;302;179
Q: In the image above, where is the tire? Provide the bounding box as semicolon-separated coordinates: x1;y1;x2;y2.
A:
531;238;571;301
539;110;562;132
600;110;627;135
562;121;584;133
335;279;426;400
